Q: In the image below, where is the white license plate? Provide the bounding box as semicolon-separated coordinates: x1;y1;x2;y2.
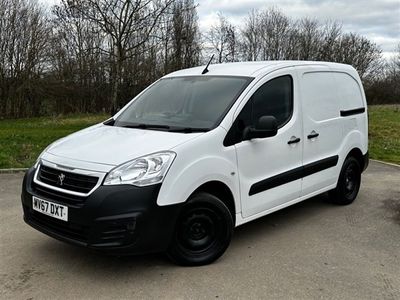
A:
32;196;68;221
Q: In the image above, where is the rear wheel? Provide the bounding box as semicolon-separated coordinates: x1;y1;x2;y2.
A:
167;192;233;266
329;156;361;205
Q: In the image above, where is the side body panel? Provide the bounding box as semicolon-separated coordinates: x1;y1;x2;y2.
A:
297;67;343;196
297;65;368;198
330;66;369;156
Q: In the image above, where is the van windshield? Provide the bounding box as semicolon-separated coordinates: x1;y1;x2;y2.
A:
114;76;253;131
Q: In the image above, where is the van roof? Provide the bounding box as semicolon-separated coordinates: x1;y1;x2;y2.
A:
164;60;355;78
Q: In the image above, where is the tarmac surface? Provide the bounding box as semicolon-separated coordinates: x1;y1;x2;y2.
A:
1;161;399;299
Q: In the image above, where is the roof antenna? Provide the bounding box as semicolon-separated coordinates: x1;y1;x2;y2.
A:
202;54;214;74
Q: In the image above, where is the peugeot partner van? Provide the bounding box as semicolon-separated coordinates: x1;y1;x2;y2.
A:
21;61;368;265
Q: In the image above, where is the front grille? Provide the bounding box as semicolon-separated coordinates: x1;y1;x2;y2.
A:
38;165;99;194
24;205;88;243
32;182;86;207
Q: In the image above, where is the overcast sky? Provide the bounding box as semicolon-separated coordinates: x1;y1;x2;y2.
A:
197;0;399;58
42;0;400;58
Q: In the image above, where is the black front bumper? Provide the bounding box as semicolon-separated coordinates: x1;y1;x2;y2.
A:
21;167;183;255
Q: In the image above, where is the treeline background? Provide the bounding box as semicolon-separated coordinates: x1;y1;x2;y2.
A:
0;0;399;118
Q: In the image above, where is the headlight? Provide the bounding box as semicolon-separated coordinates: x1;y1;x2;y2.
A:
103;151;176;186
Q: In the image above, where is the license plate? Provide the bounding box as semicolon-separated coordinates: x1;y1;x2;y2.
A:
32;196;68;221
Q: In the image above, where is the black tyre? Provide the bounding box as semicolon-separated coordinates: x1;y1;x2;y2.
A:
329;156;361;205
167;192;233;266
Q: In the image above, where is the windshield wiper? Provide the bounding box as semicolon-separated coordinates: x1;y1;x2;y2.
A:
168;127;210;133
120;123;171;130
119;123;209;133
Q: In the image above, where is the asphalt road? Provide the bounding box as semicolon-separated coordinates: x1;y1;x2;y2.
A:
1;161;399;300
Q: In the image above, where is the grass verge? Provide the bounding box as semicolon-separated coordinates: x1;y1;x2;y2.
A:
368;105;400;165
0;114;108;168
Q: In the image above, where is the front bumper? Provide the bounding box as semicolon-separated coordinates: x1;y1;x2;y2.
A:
21;167;183;255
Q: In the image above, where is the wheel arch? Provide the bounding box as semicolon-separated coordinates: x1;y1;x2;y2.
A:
189;181;236;224
345;147;366;171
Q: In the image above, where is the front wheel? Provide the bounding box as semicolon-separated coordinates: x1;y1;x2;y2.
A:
329;156;361;205
167;192;233;266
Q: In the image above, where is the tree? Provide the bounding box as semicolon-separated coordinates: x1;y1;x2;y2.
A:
239;7;382;80
259;8;292;60
0;0;50;117
364;44;400;104
294;18;321;60
331;32;382;78
69;0;174;112
51;0;108;113
318;21;342;61
205;13;237;63
240;10;262;61
168;0;201;71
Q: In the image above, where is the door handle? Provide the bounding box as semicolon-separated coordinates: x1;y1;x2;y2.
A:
307;131;319;139
287;136;301;145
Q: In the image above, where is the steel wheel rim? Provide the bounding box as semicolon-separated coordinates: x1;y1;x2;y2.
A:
177;207;222;253
344;163;358;198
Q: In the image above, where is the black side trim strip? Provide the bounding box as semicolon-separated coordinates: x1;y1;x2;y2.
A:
340;107;365;117
249;166;303;196
249;155;339;196
302;155;339;178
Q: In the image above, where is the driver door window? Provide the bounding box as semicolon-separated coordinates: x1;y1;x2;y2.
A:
224;75;293;146
251;75;293;127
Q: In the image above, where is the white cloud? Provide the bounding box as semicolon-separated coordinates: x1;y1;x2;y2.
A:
197;0;400;55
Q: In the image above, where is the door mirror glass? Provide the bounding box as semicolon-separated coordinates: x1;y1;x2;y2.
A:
243;116;278;140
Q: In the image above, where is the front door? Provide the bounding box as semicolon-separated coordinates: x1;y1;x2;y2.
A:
232;69;303;218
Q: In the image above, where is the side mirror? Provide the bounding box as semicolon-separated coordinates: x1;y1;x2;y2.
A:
243;116;278;140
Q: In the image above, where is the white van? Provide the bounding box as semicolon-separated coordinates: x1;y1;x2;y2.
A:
21;61;369;265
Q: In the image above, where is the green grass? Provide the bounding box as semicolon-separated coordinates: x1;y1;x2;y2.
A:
0;114;108;168
0;106;399;169
368;105;400;165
